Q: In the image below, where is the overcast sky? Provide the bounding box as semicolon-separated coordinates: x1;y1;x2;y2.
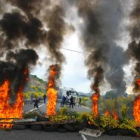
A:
31;32;92;93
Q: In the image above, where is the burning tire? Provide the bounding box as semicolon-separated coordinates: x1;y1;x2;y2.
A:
43;125;57;132
37;117;49;122
57;128;67;133
30;124;43;131
105;129;118;136
12;124;27;130
64;124;76;132
75;123;86;131
57;125;68;133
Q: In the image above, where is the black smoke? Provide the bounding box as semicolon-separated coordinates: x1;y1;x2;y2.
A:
0;0;66;101
0;12;46;49
127;0;140;92
0;49;39;101
47;5;66;65
66;0;127;96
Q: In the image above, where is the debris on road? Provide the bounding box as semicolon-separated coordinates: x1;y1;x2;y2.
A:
79;128;103;138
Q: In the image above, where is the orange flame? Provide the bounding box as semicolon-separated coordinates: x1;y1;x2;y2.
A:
104;110;110;117
88;121;92;125
0;80;13;128
92;92;99;118
46;65;58;116
104;110;118;120
133;94;140;124
133;79;140;124
112;110;118;120
0;69;28;129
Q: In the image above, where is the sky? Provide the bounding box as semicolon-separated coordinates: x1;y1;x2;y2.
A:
31;5;91;94
31;32;91;93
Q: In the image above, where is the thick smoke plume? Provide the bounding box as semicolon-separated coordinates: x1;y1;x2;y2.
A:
78;1;108;93
47;5;66;65
0;12;46;50
68;0;127;95
0;0;66;101
0;0;66;64
127;0;140;92
0;49;38;101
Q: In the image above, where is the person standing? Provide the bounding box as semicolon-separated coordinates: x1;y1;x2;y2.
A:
60;95;66;107
43;94;47;104
34;98;39;108
79;98;81;106
30;93;34;104
66;95;69;107
69;96;74;108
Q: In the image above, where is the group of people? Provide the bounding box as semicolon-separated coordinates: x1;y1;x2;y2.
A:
60;95;81;108
30;93;82;109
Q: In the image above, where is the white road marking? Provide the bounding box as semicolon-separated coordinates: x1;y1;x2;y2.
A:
81;134;87;140
82;105;92;110
25;104;45;114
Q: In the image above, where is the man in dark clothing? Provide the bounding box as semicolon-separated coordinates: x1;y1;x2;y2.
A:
69;96;74;108
79;98;81;106
60;95;66;107
43;94;47;104
34;98;39;108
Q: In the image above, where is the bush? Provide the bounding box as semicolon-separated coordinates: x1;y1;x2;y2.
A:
23;112;41;119
120;104;129;120
118;123;138;134
100;115;119;130
50;107;71;122
24;93;30;99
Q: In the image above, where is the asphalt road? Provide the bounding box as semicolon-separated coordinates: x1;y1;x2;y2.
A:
0;130;139;140
23;99;91;114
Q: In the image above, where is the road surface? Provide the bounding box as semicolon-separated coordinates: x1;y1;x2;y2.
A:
23;99;91;114
0;130;139;140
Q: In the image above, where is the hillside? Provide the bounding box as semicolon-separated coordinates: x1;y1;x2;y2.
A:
23;75;47;99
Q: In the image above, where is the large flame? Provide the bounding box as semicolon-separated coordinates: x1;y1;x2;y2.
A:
112;110;118;120
104;110;110;117
0;69;28;129
0;80;13;128
46;65;57;116
104;110;118;120
133;79;140;124
92;92;99;118
133;95;140;124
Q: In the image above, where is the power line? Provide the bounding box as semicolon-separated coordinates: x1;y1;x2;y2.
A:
61;47;89;54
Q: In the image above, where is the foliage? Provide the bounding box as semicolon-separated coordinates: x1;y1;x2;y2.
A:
57;107;68;115
50;114;71;122
23;93;30;99
49;107;71;122
100;115;119;130
81;97;90;106
76;112;98;126
23;106;140;137
118;123;137;134
23;112;41;119
120;104;129;121
23;91;44;99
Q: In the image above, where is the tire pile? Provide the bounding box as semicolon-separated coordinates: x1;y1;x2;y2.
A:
12;123;85;133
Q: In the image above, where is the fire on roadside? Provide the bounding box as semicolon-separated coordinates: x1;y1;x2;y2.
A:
0;69;28;129
92;91;100;118
46;65;58;116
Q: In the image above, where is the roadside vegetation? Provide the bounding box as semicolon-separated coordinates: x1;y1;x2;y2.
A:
23;106;140;137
